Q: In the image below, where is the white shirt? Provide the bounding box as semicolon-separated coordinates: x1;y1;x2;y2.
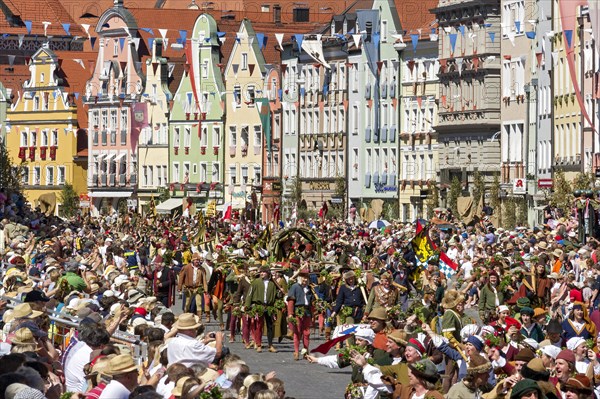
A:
64;341;93;392
99;379;130;399
461;261;473;279
155;375;174;399
167;334;217;367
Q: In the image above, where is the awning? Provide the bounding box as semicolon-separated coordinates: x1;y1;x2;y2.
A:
105;154;116;161
114;153;126;161
89;191;132;198
156;198;183;214
95;154;105;161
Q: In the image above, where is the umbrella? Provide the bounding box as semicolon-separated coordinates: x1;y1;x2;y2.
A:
369;220;391;229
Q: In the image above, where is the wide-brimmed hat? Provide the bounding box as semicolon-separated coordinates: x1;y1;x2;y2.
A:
561;374;594;395
408;359;439;384
11;328;36;345
175;313;202;330
441;289;464;309
387;329;407;346
367;308;388;321
107;354;138;376
11;303;42;319
191;252;202;261
466;353;492;376
537;241;548;250
533;308;547;318
127;289;145;304
343;270;356;280
172;376;191;397
552;248;563;258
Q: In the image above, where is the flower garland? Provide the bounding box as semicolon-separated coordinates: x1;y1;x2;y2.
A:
387;304;406;321
338;343;374;365
339;305;354;320
247;304;265;319
314;299;331;314
345;382;367;399
266;299;286;316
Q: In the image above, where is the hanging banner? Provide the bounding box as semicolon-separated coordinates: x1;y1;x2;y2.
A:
256;33;265;49
119;37;125;51
130;102;148;151
293;34;304;51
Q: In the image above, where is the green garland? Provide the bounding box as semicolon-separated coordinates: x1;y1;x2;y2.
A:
345;382;367;399
198;385;222;399
314;299;331;314
338;343;374;365
387;304;406;321
247;304;265;318
340;305;354;320
266;299;286;316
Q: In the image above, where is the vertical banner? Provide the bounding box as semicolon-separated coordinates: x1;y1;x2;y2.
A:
130;102;148;151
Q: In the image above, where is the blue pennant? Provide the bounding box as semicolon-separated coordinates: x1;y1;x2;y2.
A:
459;25;465;36
411;34;419;52
25;20;32;35
293;34;304;51
141;28;154;35
489;32;495;43
564;30;573;48
449;33;457;52
62;23;71;36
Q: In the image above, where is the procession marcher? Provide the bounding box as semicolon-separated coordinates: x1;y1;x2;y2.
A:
286;270;315;360
177;252;208;317
331;270;366;324
245;265;278;353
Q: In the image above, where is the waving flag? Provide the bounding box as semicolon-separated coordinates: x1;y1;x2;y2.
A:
411;220;435;264
439;251;458;278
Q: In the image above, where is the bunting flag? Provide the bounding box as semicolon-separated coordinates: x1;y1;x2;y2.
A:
439;252;458;278
352;34;361;48
141;28;154;35
407;59;415;73
72;59;85;69
74;92;80;100
256;33;265;49
42;21;52;36
152;62;159;75
185;40;202;139
472;57;479;71
148;38;154;51
248;64;255;76
459;25;465;36
564;29;573;48
18;34;24;48
411;34;419;52
416;96;422;108
179;30;187;43
526;31;536;39
411;220;435;264
62;23;71;35
7;55;15;66
232;64;239;76
25;20;32;34
293;34;304;52
376;61;383;73
515;21;521;33
217;31;226;37
449;33;457;53
235;33;241;43
489;32;495;43
222;203;232;221
275;33;284;49
119;37;125;51
483;23;492;28
90;37;97;49
132;37;140;50
536;52;543;67
159;29;168;40
373;32;380;46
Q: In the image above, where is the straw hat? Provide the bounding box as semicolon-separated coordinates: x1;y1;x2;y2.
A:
552;248;563;258
367;308;389;321
441;289;464;309
387;329;408;346
11;303;42;319
11;328;36;345
537;241;548;250
172;376;191;397
174;313;202;330
106;354;138;376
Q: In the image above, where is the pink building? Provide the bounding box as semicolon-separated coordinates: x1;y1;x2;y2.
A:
84;0;145;215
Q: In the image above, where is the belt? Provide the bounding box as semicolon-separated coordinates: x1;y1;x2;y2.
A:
184;286;200;290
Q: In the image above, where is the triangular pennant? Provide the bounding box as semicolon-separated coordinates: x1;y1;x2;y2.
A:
256;33;265;49
489;32;495;43
7;55;15;66
515;21;521;33
352;34;361;48
52;91;57;99
179;30;187;42
25;20;32;34
373;33;380;47
74;92;80;100
472;57;479;71
219;37;226;44
376;61;383;73
42;21;52;36
248;64;255;76
416;97;422;108
407;60;415;73
132;37;140;50
411;34;419;52
123;27;130;37
159;29;168;40
526;31;536;39
62;23;71;36
148;38;155;51
152;62;159;75
217;31;226;37
564;30;573;48
119;37;125;51
275;33;284;49
293;34;304;51
90;36;97;49
281;63;287;74
235;33;241;43
141;28;154;35
81;23;90;37
120;61;127;72
232;64;239;75
536;52;543;66
449;33;457;52
18;34;24;48
459;25;465;36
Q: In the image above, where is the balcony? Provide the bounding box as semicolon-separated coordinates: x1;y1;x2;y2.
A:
120;130;127;145
100;174;107;186
109;173;115;186
91;174;98;187
130;174;137;185
119;174;126;186
101;130;107;146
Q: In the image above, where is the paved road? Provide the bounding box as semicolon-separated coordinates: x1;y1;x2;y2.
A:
171;297;350;398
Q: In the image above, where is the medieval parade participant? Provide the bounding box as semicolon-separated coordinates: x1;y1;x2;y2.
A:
331;270;366;324
286;270;315;360
177;252;208;318
245;265;278;353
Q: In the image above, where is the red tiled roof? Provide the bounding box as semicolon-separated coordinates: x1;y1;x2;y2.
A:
394;0;438;40
54;51;97;128
0;64;30;99
0;0;85;36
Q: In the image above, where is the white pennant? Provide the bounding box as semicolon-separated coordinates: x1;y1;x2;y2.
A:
159;29;168;40
73;59;85;69
316;34;322;41
444;26;452;33
551;51;559;66
18;34;24;48
275;33;284;49
42;22;51;36
81;23;90;38
507;31;515;46
123;26;130;37
249;36;254;45
163;38;169;48
352;34;361;48
219;37;226;44
132;37;140;50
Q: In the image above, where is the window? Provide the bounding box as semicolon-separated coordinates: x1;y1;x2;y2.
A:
247;86;255;105
51;130;58;146
213;127;221;147
200;163;207;182
230;126;237;146
241;166;248;183
33;96;39;111
102;110;108;129
21;132;27;147
273;5;281;23
241;53;248;70
46;166;54;186
110;110;117;130
143;166;148;186
174;127;180;147
233;85;241;106
40;73;45;82
184;127;191;147
352;148;358;180
173;163;179;182
33;167;40;185
202;60;209;78
113;39;119;56
254;168;261;184
502;0;525;36
183;163;190;182
381;20;388;42
120;109;127;132
92;111;99;127
241;126;249;146
254;125;262;147
22;167;29;185
502;122;524;163
502;59;525;99
41;130;48;147
30;131;37;147
212;162;219;182
229;166;237;185
293;8;309;22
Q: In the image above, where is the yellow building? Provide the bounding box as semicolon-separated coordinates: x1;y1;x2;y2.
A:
5;46;87;212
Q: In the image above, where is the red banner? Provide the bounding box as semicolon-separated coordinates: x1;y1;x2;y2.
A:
130;102;148;151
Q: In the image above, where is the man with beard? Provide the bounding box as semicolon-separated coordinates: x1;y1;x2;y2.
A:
479;270;505;323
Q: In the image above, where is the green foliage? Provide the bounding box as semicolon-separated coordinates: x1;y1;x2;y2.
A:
473;170;486;206
572;172;594;191
425;182;440;219
490;174;501;225
158;187;170;202
383;200;399;220
549;169;573;212
59;183;79;218
448;176;462;217
0;139;24;193
290;176;302;206
516;196;528;227
503;198;516;229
